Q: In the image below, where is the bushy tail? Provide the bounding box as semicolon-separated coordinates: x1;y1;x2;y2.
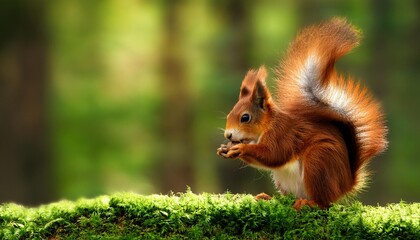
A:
276;18;388;188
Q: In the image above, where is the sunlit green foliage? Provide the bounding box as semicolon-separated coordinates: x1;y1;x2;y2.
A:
1;192;419;239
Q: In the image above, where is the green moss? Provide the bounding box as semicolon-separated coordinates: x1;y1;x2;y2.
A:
0;192;419;239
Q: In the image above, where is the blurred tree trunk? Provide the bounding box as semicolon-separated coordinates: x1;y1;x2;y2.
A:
216;0;264;194
363;0;392;205
0;0;52;205
369;0;391;97
158;1;194;193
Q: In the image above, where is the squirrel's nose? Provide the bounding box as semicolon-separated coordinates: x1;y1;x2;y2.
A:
224;131;232;140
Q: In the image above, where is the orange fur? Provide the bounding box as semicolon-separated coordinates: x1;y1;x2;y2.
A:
217;18;388;209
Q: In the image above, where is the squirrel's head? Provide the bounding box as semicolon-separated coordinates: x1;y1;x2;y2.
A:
224;66;274;144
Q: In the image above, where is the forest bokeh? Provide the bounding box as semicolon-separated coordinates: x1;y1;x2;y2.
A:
1;0;419;206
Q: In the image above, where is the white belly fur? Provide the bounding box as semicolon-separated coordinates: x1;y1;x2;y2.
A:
271;159;308;199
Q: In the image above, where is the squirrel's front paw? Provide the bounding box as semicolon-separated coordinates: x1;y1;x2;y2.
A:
225;144;244;159
217;144;229;157
217;142;243;159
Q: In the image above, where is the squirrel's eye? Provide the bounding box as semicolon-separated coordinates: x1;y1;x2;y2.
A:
240;113;251;123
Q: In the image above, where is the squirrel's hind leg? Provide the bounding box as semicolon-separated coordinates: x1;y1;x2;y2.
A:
255;192;272;200
293;198;318;211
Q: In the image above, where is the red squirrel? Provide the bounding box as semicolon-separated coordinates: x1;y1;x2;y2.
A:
217;18;388;209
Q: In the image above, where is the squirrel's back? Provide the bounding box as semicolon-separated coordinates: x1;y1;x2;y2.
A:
276;18;388;191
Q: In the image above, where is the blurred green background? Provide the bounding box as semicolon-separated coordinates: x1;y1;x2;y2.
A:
0;0;419;206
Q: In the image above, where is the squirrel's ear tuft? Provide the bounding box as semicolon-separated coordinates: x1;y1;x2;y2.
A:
256;65;267;83
252;66;271;109
240;66;270;101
